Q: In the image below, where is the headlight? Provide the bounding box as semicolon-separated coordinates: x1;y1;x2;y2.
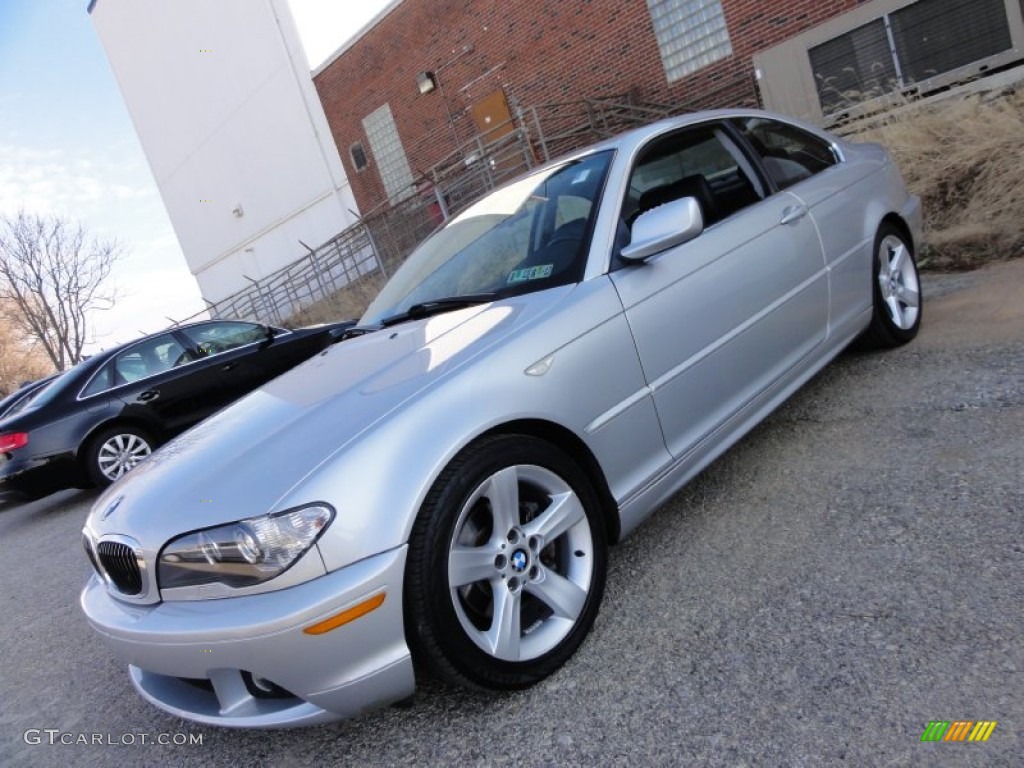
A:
157;504;334;590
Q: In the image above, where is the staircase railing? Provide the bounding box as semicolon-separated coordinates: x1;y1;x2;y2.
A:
176;94;698;327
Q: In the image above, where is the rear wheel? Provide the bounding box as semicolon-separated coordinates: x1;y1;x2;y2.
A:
862;223;922;348
405;434;607;689
84;425;155;488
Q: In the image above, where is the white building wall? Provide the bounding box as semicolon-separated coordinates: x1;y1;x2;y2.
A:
89;0;359;305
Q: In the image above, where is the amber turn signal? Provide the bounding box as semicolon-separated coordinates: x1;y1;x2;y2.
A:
303;593;385;635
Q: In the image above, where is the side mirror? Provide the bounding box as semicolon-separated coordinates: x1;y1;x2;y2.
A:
328;320;358;343
259;325;278;348
619;197;704;263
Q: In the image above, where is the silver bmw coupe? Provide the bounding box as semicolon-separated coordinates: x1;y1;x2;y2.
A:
81;109;922;727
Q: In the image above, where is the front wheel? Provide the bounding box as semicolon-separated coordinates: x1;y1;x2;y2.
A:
84;425;156;488
862;223;922;348
405;434;608;690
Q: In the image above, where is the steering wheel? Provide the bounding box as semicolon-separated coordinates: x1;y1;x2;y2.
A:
544;235;582;250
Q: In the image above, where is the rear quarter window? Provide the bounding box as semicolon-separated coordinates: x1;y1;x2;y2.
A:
81;364;115;397
732;118;838;190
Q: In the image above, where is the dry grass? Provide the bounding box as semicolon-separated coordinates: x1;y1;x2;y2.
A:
850;88;1024;270
285;270;387;327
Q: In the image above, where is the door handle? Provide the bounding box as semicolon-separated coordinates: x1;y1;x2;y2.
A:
780;204;808;225
138;390;160;402
221;362;238;372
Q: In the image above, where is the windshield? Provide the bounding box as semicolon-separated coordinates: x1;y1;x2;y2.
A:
361;150;613;325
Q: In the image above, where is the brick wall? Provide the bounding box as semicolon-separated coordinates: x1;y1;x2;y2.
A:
314;0;865;212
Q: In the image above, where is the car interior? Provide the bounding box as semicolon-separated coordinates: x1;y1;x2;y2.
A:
731;117;837;191
615;126;766;267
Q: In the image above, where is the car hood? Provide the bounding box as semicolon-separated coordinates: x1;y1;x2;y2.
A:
87;288;571;543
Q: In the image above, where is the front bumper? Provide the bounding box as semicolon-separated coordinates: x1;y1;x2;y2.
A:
81;545;415;728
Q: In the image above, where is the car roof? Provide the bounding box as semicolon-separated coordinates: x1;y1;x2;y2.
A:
87;318;265;362
552;108;840;168
27;320;263;403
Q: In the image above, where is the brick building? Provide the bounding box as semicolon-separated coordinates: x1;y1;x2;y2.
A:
314;0;1024;213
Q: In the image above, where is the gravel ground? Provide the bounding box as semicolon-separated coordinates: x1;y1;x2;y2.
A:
1;261;1021;767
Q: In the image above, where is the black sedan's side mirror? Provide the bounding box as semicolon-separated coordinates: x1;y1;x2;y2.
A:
620;197;704;264
259;325;278;348
328;321;359;344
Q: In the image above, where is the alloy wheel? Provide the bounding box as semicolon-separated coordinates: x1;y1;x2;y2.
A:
877;234;920;331
447;464;595;662
97;433;152;481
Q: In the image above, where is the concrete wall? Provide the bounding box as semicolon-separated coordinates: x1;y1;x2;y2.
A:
90;0;359;305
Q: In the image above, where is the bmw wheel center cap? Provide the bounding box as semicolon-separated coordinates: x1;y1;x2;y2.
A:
511;549;529;573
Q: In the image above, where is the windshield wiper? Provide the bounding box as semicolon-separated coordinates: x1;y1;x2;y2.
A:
380;293;498;327
334;325;380;341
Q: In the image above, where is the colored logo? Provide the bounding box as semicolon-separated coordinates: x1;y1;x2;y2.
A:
920;721;997;742
510;549;528;573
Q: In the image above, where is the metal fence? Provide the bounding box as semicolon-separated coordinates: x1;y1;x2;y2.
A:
177;220;381;326
176;94;689;327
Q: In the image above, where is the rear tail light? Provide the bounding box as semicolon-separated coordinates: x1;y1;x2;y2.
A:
0;432;28;453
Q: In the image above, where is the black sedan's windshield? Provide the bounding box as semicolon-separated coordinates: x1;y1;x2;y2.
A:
361;151;613;326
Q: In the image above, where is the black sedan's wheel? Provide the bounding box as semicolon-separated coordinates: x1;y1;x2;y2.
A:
862;223;922;348
85;425;155;488
405;434;607;689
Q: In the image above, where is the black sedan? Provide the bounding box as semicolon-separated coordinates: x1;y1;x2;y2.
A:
0;374;61;420
0;319;352;502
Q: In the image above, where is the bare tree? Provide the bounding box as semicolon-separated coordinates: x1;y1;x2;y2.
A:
0;211;122;370
0;299;53;395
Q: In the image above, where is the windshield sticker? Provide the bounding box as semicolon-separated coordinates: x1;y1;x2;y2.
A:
508;265;553;283
571;169;591;185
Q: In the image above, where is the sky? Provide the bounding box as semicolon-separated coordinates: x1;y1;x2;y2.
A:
0;0;393;356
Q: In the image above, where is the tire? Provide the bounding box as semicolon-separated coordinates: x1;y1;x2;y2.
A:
861;223;922;348
405;434;608;690
84;425;156;488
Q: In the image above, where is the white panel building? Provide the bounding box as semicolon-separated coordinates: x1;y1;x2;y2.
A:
89;0;359;306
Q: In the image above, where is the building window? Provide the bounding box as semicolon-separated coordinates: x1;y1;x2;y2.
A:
646;0;733;82
361;103;415;203
349;142;368;172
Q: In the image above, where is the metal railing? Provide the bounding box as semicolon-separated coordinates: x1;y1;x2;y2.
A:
175;222;380;326
174;94;697;328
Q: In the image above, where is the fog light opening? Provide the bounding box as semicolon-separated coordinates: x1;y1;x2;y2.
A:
241;671;295;700
250;675;274;693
